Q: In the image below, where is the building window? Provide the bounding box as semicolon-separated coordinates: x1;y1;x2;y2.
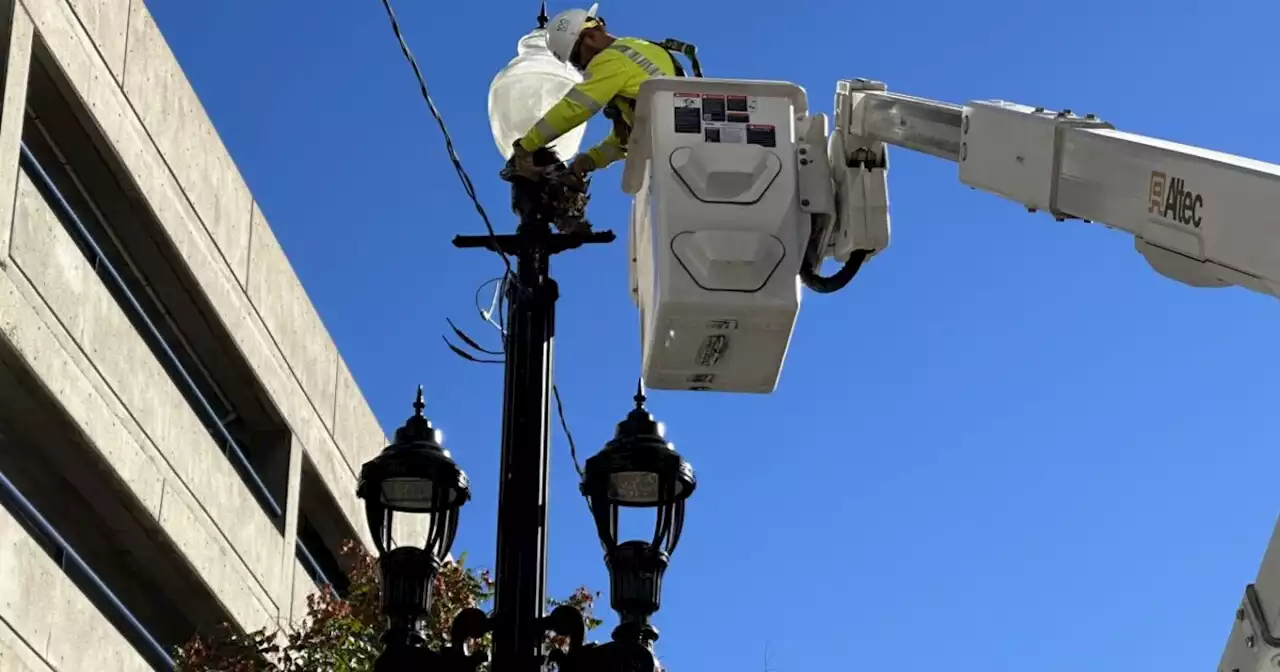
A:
21;69;290;517
0;395;179;670
297;458;361;596
297;515;351;597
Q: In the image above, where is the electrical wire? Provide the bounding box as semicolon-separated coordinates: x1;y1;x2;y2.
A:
376;0;514;279
375;0;587;492
474;275;506;335
476;272;586;476
481;276;510;338
553;384;585;478
474;275;584;479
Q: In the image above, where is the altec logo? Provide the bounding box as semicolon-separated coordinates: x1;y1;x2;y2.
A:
1148;170;1205;228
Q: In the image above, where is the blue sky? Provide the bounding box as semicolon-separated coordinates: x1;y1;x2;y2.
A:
146;0;1279;669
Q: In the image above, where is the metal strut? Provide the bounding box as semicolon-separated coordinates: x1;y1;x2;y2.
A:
1244;583;1280;648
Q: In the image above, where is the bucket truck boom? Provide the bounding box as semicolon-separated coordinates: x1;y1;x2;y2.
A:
818;78;1280;672
624;76;1280;397
622;76;1280;668
823;78;1280;297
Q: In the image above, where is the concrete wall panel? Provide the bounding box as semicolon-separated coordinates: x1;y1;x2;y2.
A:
61;0;125;78
247;203;339;435
275;435;303;615
15;0;394;631
9;173;91;338
21;0;87;80
9;171;284;603
120;0;252;285
0;506;149;672
1;268;165;525
289;559;313;626
0;5;32;269
42;578;148;672
158;478;275;634
22;0;371;548
0;264;274;636
0;516;59;664
334;354;386;478
0;617;51;671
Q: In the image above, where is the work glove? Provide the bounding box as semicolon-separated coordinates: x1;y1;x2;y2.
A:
568;153;596;176
510;141;543;180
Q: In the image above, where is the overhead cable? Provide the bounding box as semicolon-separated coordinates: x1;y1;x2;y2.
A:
376;0;514;278
375;0;587;491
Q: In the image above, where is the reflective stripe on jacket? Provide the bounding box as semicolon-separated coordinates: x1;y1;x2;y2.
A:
517;37;678;170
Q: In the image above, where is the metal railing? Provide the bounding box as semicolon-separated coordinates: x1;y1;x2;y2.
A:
296;539;342;597
15;142;343;663
20;141;347;596
0;468;176;670
19;142;283;521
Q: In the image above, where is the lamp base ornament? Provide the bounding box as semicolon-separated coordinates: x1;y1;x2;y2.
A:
545;605;661;672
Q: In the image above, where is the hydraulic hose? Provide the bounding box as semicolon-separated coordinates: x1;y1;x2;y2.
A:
800;249;867;293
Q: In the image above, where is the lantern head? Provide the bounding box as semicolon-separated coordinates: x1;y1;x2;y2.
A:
582;382;695;641
358;386;470;559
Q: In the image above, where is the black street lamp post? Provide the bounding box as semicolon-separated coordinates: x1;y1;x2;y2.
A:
357;388;489;671
360;382;695;671
586;384;696;646
361;384;695;671
359;139;695;671
543;386;696;672
452;146;614;671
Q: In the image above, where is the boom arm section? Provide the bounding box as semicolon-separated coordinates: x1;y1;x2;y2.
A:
826;79;1280;298
1220;516;1280;672
823;80;1280;669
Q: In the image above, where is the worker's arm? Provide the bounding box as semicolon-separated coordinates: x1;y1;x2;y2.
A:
584;128;627;170
518;50;630;152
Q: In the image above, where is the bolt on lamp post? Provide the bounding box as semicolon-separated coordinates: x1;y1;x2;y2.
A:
358;388;488;671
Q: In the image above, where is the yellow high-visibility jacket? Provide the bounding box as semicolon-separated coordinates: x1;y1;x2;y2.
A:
517;37;678;170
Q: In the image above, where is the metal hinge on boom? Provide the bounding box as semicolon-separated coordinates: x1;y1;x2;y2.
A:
1223;584;1280;672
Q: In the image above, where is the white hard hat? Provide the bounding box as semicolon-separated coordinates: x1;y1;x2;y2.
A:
545;3;600;64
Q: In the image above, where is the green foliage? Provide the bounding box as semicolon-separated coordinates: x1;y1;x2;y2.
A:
175;540;601;671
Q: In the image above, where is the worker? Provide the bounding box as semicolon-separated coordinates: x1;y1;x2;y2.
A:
510;4;699;181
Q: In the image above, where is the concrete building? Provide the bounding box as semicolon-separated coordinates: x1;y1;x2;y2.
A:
0;0;406;669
